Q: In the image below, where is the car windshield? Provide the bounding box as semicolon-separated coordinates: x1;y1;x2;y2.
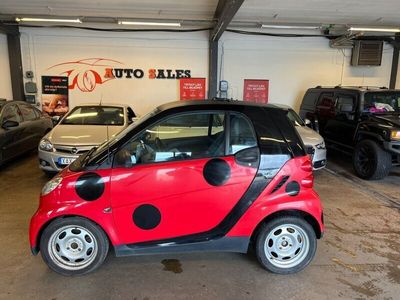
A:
363;92;400;113
61;106;124;125
287;109;305;126
83;107;161;163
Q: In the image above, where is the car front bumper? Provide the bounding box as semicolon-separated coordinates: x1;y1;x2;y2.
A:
38;149;79;172
311;146;327;170
384;141;400;156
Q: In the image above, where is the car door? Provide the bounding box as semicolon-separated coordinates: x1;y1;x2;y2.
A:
110;111;259;245
0;104;25;161
315;92;336;141
330;93;359;146
17;103;43;149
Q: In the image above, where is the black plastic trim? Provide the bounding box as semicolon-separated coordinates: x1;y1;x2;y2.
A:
270;175;290;194
115;236;250;256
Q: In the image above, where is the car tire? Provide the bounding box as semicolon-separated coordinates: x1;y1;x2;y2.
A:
353;140;392;180
40;217;109;276
255;216;317;274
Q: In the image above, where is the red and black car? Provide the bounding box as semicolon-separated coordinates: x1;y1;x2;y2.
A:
30;100;324;276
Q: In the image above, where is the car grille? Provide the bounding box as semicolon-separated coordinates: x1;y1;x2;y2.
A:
53;145;95;155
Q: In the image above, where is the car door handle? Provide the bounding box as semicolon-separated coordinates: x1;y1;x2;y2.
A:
234;147;260;168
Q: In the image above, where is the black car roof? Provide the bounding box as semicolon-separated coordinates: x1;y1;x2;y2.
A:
156;100;285;113
309;86;400;93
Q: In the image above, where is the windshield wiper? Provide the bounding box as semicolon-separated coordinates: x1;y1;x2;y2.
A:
81;146;98;166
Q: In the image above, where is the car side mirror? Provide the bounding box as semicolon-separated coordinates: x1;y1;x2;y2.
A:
2;120;19;129
304;118;312;127
51;115;61;125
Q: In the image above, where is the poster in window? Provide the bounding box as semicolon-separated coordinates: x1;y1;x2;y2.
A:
41;76;69;116
179;78;206;100
243;79;269;104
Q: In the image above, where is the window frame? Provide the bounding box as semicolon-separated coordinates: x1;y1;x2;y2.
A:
112;110;258;168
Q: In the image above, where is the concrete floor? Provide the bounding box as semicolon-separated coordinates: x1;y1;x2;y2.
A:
0;151;399;300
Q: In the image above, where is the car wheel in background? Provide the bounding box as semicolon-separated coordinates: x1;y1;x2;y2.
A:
353;140;392;180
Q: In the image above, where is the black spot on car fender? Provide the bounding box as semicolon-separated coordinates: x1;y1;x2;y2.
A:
285;181;300;196
75;172;105;201
203;158;231;186
133;204;161;230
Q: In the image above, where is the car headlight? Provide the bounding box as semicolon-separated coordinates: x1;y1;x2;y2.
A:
391;130;400;141
39;138;53;152
41;177;62;196
315;141;326;149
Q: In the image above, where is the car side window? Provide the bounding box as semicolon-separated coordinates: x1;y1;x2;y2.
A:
228;113;257;154
1;105;22;123
336;94;356;112
19;104;37;121
317;92;335;108
114;112;225;168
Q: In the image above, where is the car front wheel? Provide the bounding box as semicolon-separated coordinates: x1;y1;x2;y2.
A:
353;140;392;180
255;216;317;274
40;217;109;276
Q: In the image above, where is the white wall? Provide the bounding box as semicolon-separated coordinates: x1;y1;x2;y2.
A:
19;28;396;114
220;32;394;110
0;33;13;100
19;28;209;116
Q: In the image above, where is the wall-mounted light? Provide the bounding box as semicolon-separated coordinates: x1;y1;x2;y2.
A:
16;17;82;23
118;20;181;27
261;24;320;30
349;27;400;33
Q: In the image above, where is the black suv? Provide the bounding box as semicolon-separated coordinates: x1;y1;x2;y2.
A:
299;86;400;180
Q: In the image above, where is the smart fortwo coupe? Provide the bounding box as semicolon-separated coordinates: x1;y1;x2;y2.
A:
30;100;324;276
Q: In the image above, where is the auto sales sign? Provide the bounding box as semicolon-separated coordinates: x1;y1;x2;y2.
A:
46;58;192;92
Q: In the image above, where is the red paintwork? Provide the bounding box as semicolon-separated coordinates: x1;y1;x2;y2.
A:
111;156;256;244
227;155;324;237
30;155;323;251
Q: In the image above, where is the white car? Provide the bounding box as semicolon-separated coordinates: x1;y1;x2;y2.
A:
274;104;327;170
38;103;137;174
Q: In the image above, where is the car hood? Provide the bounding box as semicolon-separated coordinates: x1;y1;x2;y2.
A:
295;125;324;146
370;113;400;128
47;124;124;146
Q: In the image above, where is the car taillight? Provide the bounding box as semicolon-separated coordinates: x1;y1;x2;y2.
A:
301;174;314;188
300;158;314;188
300;158;313;172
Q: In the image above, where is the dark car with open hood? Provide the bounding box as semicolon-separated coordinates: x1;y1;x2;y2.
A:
300;86;400;180
30;100;324;276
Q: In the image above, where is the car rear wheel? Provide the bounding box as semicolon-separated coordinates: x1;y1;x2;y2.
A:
353;140;392;180
40;217;109;276
255;216;317;274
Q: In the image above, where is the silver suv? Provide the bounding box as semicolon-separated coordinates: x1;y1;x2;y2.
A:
38;103;136;174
